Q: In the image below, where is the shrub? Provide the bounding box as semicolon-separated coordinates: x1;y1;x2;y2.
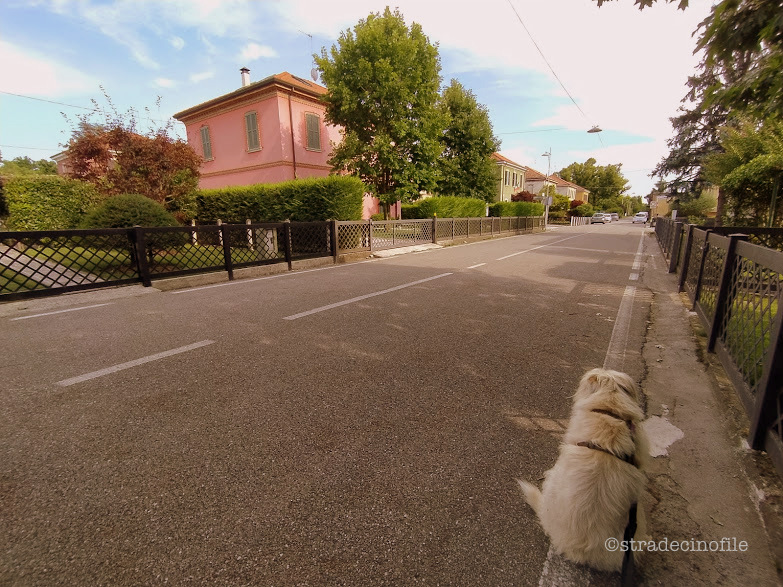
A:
571;203;594;217
3;175;103;230
401;196;486;218
197;175;364;223
370;213;385;221
81;193;180;228
488;201;545;217
570;199;586;209
512;190;536;202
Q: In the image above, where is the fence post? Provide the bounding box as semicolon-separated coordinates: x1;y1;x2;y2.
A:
246;219;254;251
707;234;747;352
678;224;695;292
221;223;234;280
191;220;198;246
749;305;783;449
432;216;438;244
330;219;338;262
130;226;152;287
283;219;293;270
668;221;683;273
369;219;374;253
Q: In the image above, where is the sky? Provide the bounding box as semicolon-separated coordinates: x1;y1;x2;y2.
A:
0;0;715;197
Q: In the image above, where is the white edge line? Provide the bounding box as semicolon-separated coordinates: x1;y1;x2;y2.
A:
10;303;112;321
283;273;452;320
496;234;583;261
467;263;487;269
56;340;215;387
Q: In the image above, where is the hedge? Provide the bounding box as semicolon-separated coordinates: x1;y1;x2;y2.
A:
197;175;365;223
401;196;486;219
488;201;545;217
81;193;180;229
2;175;103;230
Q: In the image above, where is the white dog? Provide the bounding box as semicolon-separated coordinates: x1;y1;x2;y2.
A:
518;368;649;572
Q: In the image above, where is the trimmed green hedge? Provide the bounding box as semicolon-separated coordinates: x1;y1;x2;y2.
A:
197;175;365;222
2;175;103;230
81;193;180;228
401;196;486;219
488;201;545;217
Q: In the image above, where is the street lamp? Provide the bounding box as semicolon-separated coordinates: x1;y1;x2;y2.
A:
541;150;552;226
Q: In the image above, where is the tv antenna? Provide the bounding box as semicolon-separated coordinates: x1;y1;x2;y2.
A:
299;30;318;81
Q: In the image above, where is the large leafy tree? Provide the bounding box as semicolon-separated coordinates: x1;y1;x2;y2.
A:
703;119;783;226
558;158;630;211
63;93;201;215
435;80;500;202
315;8;444;212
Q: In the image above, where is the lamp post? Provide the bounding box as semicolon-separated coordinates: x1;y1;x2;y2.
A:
541;149;551;226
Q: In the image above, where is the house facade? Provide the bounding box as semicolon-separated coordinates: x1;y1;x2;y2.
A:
173;70;342;190
524;167;556;197
491;153;526;202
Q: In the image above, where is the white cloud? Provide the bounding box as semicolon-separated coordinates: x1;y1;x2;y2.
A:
154;77;176;88
189;71;215;83
170;36;185;50
239;42;278;62
0;40;97;96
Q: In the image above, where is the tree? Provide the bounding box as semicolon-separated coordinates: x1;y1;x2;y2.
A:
0;155;57;176
558;158;630;211
594;0;689;8
62;91;201;218
435;80;500;202
315;8;444;215
703;119;783;226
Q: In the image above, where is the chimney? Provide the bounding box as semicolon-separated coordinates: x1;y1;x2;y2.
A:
240;67;250;87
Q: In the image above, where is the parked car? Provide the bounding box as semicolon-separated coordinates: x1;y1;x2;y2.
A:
611;213;620;221
632;212;649;224
591;213;610;224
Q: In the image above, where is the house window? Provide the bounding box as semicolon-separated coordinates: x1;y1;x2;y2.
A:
305;113;321;151
504;170;510;186
200;126;213;160
245;111;260;152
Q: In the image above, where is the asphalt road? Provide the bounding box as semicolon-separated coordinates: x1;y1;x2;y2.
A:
1;221;653;586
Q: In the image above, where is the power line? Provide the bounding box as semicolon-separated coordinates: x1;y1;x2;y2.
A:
498;127;566;135
0;90;95;111
0;144;60;151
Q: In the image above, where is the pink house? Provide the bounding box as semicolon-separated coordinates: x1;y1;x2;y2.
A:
173;70;342;190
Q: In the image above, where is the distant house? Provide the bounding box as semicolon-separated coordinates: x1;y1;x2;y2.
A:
524;169;589;203
173;70;342;190
523;167;556;197
491;153;527;202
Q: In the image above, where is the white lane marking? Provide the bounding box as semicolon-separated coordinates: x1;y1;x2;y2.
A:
538;231;646;586
56;340;215;387
283;273;452;320
603;233;645;377
467;263;487;269
495;235;582;260
10;303;112;321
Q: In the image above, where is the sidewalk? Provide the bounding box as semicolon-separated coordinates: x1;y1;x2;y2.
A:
637;231;782;585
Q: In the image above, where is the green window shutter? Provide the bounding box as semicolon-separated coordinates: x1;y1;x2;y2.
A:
245;111;260;151
306;113;321;150
200;126;212;160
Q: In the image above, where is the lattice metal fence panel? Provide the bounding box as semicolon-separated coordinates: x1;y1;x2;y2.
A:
372;220;432;249
468;218;482;235
684;230;708;300
435;219;454;240
500;217;511;232
226;224;285;266
1;229;138;298
337;221;371;252
453;219;468;238
289;221;331;260
145;226;225;276
719;253;782;391
697;235;728;321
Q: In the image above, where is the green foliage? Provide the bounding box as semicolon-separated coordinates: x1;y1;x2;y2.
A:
4;175;103;230
572;203;595;217
197;175;365;223
558;158;630;212
401;196;486;219
370;212;385;221
81;193;179;228
488;201;545;217
0;156;58;176
673;190;718;223
315;8;444;205
435;80;500;202
704;119;783;226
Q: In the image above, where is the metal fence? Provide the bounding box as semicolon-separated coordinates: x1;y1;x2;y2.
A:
655;218;783;477
1;215;544;301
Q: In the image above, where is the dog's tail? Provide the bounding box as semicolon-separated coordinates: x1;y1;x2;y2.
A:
517;479;542;515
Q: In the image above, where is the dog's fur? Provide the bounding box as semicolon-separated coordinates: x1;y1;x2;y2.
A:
518;368;649;572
